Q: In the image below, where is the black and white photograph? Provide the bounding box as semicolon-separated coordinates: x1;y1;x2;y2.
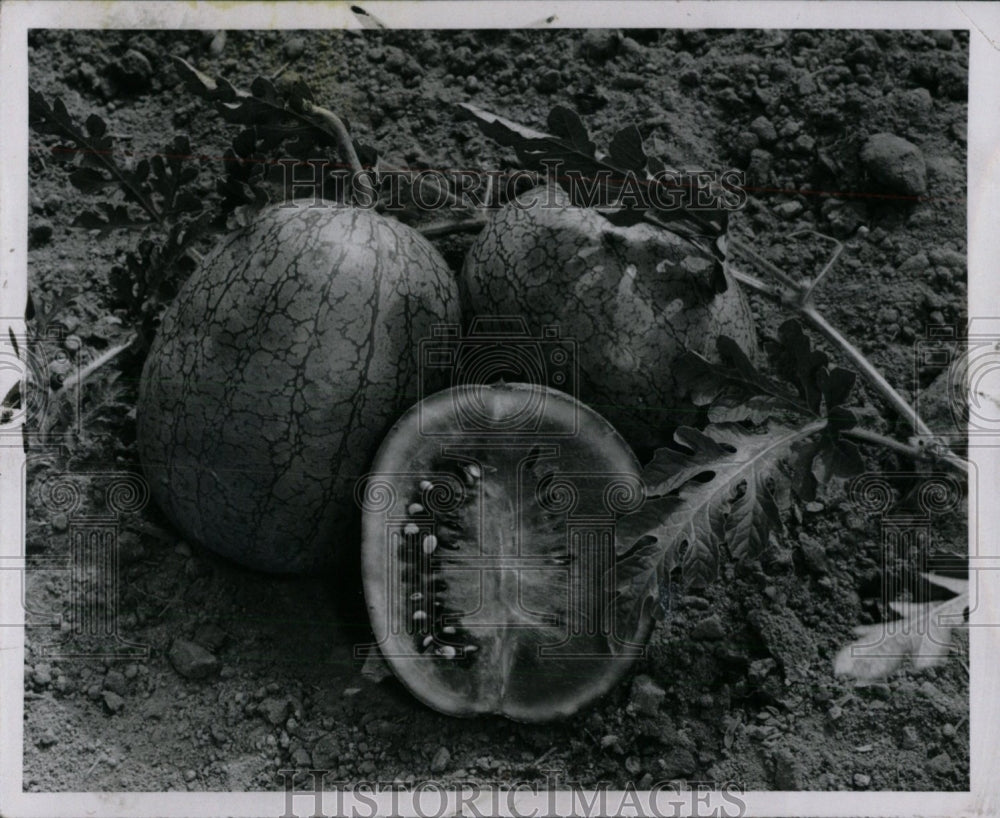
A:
1;2;998;816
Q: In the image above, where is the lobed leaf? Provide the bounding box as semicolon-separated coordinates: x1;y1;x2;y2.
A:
834;574;968;681
615;421;813;605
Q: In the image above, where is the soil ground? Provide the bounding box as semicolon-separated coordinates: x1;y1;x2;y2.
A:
21;27;968;793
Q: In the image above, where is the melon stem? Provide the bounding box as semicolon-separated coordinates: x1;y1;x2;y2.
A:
728;254;967;476
300;100;365;178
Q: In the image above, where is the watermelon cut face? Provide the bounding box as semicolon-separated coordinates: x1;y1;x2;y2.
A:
360;383;653;722
137;204;461;573
461;185;758;451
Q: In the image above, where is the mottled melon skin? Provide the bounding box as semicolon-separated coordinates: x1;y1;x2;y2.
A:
137;204;461;573
461;186;758;450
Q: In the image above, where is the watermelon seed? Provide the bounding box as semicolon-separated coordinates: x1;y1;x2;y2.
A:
410;591;423;601
408;502;425;515
422;534;438;555
442;626;456;635
412;610;427;621
403;522;420;536
423;635;434;648
437;645;457;659
419;479;433;492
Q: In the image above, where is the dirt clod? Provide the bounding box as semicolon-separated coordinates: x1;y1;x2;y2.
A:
430;746;451;774
167;639;220;680
860;133;928;196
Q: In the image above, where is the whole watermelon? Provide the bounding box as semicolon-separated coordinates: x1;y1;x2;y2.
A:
137;203;461;573
461;185;758;451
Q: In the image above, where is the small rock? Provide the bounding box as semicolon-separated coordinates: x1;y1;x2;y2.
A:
792;133;815;154
900;725;921;750
774;200;804;219
780;120;802;138
115;49;153;90
464;75;479;93
29;220;53;247
600;734;624;753
853;772;871;789
168;639;220;680
624;755;642;775
796;534;828;574
679;68;700;88
32;664;53;687
536;69;562;94
37;730;58;748
931;30;955;50
860;133;927;196
747;148;772;185
733;131;760;161
447;46;477;76
890;87;933;123
748;658;777;682
928;752;953;776
184;768;197;783
102;690;125;714
753;86;778;108
430;746;451;774
659;747;696;779
630;675;666;717
750;116;777;144
103;670;127;696
797;74;817;95
827;704;844;721
691;614;726;640
259;697;292;726
866;682;891;700
311;735;340;770
773;749;803;789
942;722;957;739
918;679;944;701
292;747;312;767
578;29;620;62
383;46;407;74
283;37;305;60
611;73;645;90
193;623;228;652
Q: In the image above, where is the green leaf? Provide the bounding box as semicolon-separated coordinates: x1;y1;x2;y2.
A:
546;105;595;156
69;167;110;193
811;437;864;484
606;124;647;176
84;113;107;139
616;422;811;594
820;367;856;409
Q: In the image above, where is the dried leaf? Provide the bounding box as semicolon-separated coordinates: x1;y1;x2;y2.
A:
834;574;968;680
